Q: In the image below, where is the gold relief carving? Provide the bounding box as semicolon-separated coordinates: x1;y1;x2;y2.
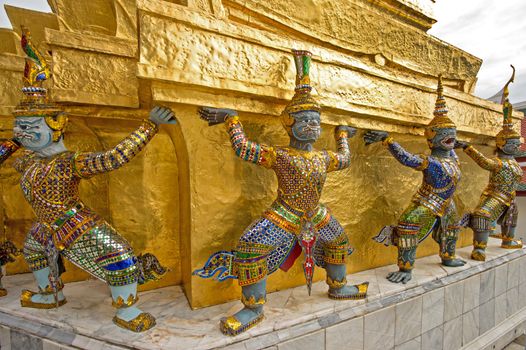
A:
139;15;293;93
223;0;479;84
5;5;59;52
0;29;23;55
51;48;138;107
138;7;518;139
48;0;117;36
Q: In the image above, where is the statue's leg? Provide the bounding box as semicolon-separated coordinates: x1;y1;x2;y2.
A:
387;204;434;284
60;223;154;332
470;196;507;259
220;278;267;336
470;229;491;261
439;203;465;267
20;234;66;308
440;228;466;267
470;213;493;261
318;216;368;299
220;218;280;336
500;202;522;249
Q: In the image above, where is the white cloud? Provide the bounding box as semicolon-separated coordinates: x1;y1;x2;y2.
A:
429;0;526;103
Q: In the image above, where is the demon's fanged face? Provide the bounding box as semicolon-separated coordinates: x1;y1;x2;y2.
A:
500;138;521;155
429;127;456;151
290;110;321;143
13;117;54;151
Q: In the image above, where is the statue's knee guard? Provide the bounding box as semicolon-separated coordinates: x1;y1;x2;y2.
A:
23;239;48;272
470;213;492;232
99;249;141;287
395;223;419;271
323;234;350;265
234;242;272;287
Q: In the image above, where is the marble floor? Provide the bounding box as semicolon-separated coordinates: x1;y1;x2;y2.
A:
0;237;523;350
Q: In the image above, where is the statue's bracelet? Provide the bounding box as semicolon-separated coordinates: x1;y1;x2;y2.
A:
225;115;240;126
382;136;394;146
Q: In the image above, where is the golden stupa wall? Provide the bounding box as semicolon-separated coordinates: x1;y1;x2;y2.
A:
0;0;522;308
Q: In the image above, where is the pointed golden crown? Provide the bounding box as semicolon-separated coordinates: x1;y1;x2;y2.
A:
427;75;455;128
281;50;321;136
496;65;520;148
13;26;67;141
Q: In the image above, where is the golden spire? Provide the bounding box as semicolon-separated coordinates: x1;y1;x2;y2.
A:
281;50;321;136
425;75;456;140
496;65;520;148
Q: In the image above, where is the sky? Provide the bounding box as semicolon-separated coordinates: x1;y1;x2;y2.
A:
428;0;526;104
0;0;525;103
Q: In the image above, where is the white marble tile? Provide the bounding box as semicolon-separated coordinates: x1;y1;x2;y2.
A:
395;296;422;345
364;305;395;350
0;245;523;350
493;322;523;350
421;289;444;334
444;281;463;322
443;316;462;350
42;340;61;350
495;264;508;296
278;330;325;350
495;292;507;325
462;307;480;346
421;325;443;350
10;329;43;350
0;325;11;350
463;275;481;313
479;269;495;305
413;255;447;280
479;299;495;335
43;340;76;350
395;337;421;350
519;256;526;285
507;259;520;290
518;282;526;310
326;317;363;350
506;287;519;317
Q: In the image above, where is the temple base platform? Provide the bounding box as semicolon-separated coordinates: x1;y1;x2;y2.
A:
1;237;526;350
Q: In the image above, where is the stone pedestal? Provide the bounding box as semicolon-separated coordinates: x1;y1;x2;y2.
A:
0;237;525;350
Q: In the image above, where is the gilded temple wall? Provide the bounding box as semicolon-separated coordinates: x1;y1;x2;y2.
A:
0;0;522;308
